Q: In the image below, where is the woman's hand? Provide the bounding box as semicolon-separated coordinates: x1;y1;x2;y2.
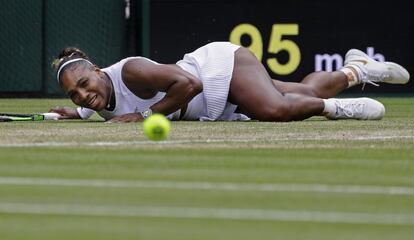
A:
106;113;144;123
49;106;81;119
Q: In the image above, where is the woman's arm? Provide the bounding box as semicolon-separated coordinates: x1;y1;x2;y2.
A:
49;106;95;120
49;106;81;119
121;58;203;117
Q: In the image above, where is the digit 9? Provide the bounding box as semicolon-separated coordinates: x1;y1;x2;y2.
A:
229;23;263;61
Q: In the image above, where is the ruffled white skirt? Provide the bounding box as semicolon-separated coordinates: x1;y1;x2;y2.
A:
176;42;250;121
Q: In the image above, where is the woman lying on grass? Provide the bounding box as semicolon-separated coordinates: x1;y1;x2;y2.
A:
50;42;409;122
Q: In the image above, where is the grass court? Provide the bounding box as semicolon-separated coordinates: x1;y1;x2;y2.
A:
0;97;413;240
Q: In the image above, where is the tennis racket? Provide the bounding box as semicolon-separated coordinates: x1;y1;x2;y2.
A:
0;113;61;122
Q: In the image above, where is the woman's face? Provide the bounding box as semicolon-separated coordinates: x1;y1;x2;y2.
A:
60;65;109;111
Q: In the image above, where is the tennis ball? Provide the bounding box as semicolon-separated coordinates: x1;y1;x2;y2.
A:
143;113;171;141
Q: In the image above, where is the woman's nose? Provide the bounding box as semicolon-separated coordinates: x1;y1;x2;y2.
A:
78;89;88;102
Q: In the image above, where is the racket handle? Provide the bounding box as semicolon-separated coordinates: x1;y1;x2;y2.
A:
42;112;61;120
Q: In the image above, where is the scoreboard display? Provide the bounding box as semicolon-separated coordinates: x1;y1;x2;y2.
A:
148;0;413;94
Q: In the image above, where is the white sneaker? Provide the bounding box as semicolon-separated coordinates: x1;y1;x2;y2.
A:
324;97;385;120
344;49;410;86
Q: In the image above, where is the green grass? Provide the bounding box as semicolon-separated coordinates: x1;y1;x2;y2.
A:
0;98;414;240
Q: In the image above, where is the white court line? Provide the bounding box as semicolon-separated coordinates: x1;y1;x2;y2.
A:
0;135;413;147
1;177;414;195
0;202;413;225
0;139;257;147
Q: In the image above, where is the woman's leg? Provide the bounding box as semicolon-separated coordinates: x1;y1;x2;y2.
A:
228;47;325;121
272;72;349;99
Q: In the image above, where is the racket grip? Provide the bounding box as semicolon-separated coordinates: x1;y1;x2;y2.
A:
42;112;61;120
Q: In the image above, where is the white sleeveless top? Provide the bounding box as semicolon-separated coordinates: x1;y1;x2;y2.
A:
76;57;180;121
77;42;249;121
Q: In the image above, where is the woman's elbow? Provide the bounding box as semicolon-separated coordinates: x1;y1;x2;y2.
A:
187;77;203;96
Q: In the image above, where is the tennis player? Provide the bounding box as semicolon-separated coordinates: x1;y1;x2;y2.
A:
50;42;409;122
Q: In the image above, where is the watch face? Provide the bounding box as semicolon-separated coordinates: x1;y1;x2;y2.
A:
142;109;152;118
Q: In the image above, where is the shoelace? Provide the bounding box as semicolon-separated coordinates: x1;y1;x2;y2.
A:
336;101;365;118
361;72;390;90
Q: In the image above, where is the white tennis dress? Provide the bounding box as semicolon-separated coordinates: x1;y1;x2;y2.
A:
77;42;249;121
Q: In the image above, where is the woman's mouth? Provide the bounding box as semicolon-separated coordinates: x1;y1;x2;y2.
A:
87;95;97;108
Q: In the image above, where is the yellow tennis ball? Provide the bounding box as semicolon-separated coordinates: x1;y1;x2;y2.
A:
143;113;171;141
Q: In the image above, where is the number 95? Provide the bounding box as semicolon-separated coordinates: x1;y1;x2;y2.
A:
230;23;301;75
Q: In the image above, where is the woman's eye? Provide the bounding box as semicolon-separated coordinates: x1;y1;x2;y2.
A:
81;80;89;87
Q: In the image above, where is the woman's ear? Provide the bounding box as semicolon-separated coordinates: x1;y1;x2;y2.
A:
95;68;108;80
95;67;103;75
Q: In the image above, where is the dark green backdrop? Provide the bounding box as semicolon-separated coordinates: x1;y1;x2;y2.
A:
1;0;412;96
0;0;43;93
0;0;130;95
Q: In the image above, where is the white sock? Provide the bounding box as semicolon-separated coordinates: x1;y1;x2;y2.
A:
322;99;337;117
340;65;362;88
